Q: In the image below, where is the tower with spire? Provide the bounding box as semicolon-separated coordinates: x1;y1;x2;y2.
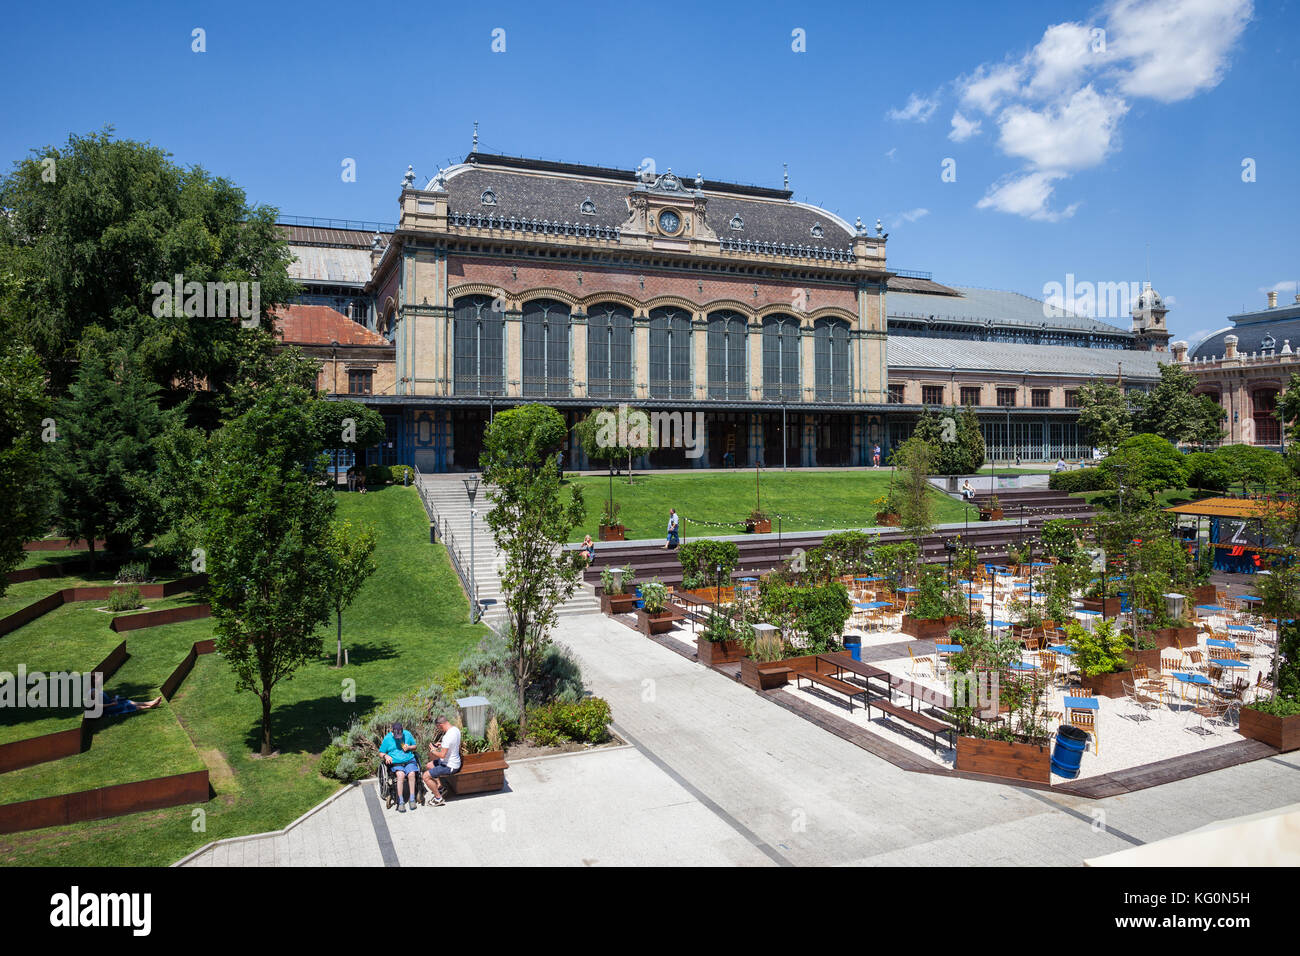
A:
1131;281;1171;352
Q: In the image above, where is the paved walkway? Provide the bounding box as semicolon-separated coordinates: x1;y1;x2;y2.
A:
181;611;1300;867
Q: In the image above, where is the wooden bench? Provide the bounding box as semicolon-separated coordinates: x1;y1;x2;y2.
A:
866;697;956;751
441;751;509;796
793;669;871;712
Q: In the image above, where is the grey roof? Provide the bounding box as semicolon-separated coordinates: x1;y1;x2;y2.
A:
888;286;1132;337
287;244;372;285
887;335;1166;379
1192;302;1300;358
886;275;961;295
439;154;854;249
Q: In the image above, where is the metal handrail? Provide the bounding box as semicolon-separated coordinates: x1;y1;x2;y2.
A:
413;464;480;621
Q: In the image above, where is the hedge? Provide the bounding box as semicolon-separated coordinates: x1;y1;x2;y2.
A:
1048;466;1111;493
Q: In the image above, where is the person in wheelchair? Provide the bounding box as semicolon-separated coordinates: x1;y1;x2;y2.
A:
379;721;423;811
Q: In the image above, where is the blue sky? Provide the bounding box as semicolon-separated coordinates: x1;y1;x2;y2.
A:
2;0;1296;347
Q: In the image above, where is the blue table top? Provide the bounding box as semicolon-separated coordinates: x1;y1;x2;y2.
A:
1172;672;1212;685
854;601;891;609
1206;638;1236;649
1075;608;1101;616
1239;595;1263;602
1195;605;1225;612
1211;658;1249;668
991;620;1014;627
1226;625;1255;633
897;587;918;593
1047;645;1076;655
738;576;758;582
1008;661;1037;671
957;579;975;585
934;643;963;653
1063;696;1099;709
854;576;884;582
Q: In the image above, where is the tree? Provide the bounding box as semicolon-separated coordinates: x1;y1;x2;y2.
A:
202;351;336;755
913;405;985;475
1276;371;1300;447
0;129;297;395
574;404;654;515
1100;433;1189;507
326;520;378;667
0;341;50;594
481;405;586;733
1131;363;1225;446
1076;380;1131;454
890;437;937;539
48;333;175;564
310;398;387;481
1212;444;1288;494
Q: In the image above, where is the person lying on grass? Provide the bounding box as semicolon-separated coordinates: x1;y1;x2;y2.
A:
380;721;421;811
91;693;163;718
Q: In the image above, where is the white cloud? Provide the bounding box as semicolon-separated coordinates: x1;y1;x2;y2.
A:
949;111;982;142
1258;280;1300;296
890;208;930;228
885;146;898;161
1026;22;1101;97
1106;0;1253;102
977;171;1081;222
996;85;1129;172
957;62;1025;114
886;92;939;123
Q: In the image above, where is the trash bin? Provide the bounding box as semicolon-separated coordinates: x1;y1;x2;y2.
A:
843;636;862;662
1051;724;1088;779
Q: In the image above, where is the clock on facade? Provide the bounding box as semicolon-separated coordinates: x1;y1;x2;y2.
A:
657;209;681;235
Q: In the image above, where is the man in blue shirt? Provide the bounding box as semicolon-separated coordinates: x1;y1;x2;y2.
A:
379;721;420;810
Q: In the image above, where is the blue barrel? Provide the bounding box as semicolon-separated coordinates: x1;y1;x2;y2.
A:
634;585;644;610
844;637;862;662
1051;725;1088;778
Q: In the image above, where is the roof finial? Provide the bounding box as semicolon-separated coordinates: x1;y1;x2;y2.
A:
783;162;789;190
472;121;479;153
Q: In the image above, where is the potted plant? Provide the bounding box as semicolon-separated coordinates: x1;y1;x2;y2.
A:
900;567;963;639
696;606;748;667
1068;619;1137;697
951;636;1053;783
598;500;625;541
746;509;772;534
979;495;1003;521
598;566;638;616
635;577;676;636
873;492;900;526
739;625;791;690
1239;620;1300;751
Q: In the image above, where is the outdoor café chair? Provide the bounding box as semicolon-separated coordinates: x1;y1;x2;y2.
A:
1065;707;1100;755
1122;680;1161;720
1186;697;1234;736
907;646;935;680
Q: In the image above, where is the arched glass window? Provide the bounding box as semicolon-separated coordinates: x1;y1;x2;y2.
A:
522;299;570;398
762;314;801;401
453;295;504;396
814;318;851;402
586;303;634;399
707;311;748;401
649;307;692;399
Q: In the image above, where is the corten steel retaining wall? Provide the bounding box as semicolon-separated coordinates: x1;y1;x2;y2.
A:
21;538;106;552
0;640;128;773
110;603;211;633
0;575;208;637
160;640;216;700
0;769;210;835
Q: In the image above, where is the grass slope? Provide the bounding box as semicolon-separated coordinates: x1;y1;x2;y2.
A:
0;486;485;865
565;469;969;541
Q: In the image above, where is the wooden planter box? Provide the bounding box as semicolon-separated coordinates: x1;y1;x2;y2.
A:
746;519;772;534
875;512;900;526
1123;647;1164;672
1079;668;1136;698
600;592;639;616
635;607;677;636
740;658;791;691
1238;708;1300;752
900;614;962;641
599;524;625;542
955;735;1051;783
696;636;748;667
979;509;1004;521
1193;584;1218;606
1080;597;1122;616
1149;626;1199;650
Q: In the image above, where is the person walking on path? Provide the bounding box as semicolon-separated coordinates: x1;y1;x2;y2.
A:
663;508;679;550
872;444;881;468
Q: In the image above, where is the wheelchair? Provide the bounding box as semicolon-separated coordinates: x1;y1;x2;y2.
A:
377;756;427;808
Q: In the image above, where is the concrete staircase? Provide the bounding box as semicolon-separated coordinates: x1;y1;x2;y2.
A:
417;474;600;625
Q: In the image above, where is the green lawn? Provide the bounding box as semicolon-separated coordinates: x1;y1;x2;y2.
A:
0;485;486;866
565;469;969;541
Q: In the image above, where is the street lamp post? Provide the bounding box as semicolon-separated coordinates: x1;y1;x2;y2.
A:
463;474;480;623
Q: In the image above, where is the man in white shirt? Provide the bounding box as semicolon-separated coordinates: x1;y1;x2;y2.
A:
422;715;462;806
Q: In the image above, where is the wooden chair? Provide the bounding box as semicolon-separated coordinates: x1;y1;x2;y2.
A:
1065;707;1100;754
907;645;935;679
1186;697;1233;735
1123;680;1161;720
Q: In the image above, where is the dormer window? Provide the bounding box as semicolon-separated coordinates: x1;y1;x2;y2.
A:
729;215;744;231
580;199;596;216
480;189;497;206
810;223;824;238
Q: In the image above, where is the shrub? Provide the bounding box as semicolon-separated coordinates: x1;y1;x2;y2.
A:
106;586;143;612
116;560;153;584
678;540;739;590
390;464;414;485
1066;620;1131;677
640;577;668;613
599;565;627;596
758;579;851;653
1041;519;1079;561
1049;467;1110;493
526;697;612;747
365;464;391;486
318;743;344;779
